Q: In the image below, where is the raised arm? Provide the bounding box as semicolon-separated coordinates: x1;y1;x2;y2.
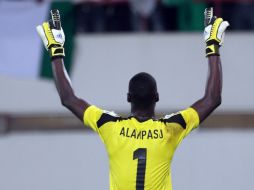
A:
51;58;89;121
36;10;89;121
191;8;229;123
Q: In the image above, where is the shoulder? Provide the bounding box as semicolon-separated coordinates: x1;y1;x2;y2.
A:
84;105;123;128
179;107;200;126
97;110;123;128
160;107;200;129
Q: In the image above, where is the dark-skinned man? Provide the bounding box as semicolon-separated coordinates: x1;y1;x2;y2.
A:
36;8;229;190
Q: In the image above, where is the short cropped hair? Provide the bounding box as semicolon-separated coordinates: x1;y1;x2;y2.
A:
128;72;158;108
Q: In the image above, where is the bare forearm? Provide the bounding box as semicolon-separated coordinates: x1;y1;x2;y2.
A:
205;55;222;103
51;58;89;120
192;55;222;122
52;58;75;103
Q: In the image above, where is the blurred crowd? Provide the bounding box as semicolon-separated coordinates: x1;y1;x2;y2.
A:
37;0;254;33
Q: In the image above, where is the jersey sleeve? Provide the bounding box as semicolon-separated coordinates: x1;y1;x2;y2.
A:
83;105;104;133
179;107;200;138
83;105;121;143
163;107;200;148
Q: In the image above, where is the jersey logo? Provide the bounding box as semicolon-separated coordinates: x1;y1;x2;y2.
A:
161;113;186;129
97;110;121;128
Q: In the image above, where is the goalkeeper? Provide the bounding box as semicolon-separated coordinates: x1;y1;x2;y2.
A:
37;8;229;190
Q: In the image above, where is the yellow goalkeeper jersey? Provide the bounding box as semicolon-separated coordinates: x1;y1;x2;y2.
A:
83;105;199;190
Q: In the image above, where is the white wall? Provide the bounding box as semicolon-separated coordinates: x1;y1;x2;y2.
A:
1;33;254;113
0;130;253;190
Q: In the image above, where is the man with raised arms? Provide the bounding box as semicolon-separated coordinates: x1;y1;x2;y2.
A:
36;8;229;190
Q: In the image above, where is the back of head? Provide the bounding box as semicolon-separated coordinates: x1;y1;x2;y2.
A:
128;72;159;108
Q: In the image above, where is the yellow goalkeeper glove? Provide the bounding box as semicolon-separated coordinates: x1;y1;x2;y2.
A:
36;10;65;59
204;7;229;57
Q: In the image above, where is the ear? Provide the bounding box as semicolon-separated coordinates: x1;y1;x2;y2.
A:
127;93;131;102
155;93;159;102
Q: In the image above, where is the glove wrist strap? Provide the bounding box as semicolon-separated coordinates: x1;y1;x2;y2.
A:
50;46;65;59
206;44;220;57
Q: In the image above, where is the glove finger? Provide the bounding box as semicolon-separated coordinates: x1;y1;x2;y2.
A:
210;16;217;25
36;25;49;50
219;33;225;46
204;25;212;41
217;21;229;41
220;21;230;32
48;19;54;29
61;28;65;42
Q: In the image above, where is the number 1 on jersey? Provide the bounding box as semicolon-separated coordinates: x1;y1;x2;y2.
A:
133;148;147;190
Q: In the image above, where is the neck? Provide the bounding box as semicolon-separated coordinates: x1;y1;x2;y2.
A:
131;105;155;120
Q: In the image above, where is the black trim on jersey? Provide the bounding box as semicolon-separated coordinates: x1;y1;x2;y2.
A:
97;113;121;128
161;114;186;129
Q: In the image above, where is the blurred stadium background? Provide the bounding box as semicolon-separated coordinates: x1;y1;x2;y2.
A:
1;0;254;189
